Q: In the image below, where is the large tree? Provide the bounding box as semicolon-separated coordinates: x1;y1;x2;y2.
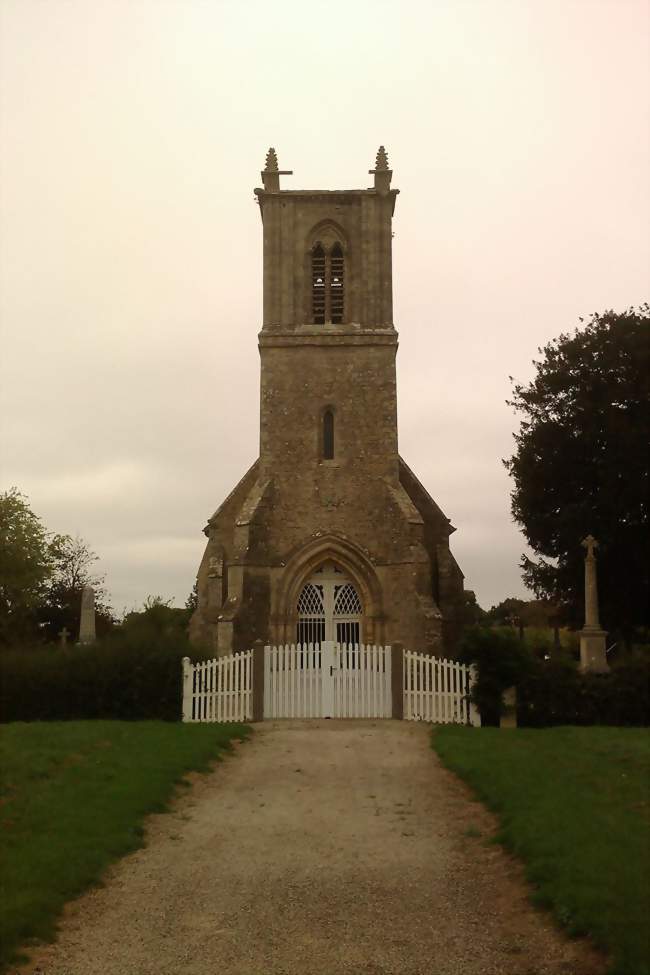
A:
38;534;114;641
0;488;54;645
460;590;487;625
505;305;649;640
0;488;114;645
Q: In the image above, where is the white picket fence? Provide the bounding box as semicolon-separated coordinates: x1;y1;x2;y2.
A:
181;645;479;726
264;642;391;719
182;650;253;723
404;650;479;725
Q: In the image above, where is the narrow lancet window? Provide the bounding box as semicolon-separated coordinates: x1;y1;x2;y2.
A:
312;244;326;324
323;410;334;459
330;243;344;324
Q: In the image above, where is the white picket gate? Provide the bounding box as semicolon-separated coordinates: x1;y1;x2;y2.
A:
182;651;253;723
404;651;480;725
264;642;392;719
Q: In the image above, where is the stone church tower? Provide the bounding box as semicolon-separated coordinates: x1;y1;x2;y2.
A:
190;148;465;656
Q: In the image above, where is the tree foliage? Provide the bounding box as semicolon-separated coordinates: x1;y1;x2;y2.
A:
0;489;114;646
121;596;190;640
185;581;198;614
38;535;114;642
460;589;487;625
0;489;54;645
485;597;558;628
505;306;649;639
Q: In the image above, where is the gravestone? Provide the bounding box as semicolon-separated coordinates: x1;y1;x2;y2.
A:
579;535;608;673
58;627;70;648
500;686;518;728
78;586;96;644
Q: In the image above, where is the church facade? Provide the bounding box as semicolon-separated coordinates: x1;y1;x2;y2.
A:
190;148;465;657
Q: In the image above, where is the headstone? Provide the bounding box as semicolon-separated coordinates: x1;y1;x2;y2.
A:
500;686;518;728
579;535;608;673
58;627;70;647
78;586;96;644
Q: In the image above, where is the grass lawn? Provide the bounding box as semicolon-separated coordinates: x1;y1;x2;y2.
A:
0;720;251;972
433;726;650;975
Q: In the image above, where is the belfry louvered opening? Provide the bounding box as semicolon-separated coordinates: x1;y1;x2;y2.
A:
311;244;326;324
330;243;344;324
311;241;345;324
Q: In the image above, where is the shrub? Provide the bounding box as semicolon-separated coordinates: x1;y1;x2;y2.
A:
458;627;535;725
516;655;581;726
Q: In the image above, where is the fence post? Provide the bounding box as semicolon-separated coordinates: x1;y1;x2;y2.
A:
391;641;404;720
500;686;517;728
468;664;481;727
182;656;192;723
252;640;265;722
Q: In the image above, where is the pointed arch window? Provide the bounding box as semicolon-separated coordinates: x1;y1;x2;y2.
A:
323;409;334;459
311;241;345;324
296;562;362;647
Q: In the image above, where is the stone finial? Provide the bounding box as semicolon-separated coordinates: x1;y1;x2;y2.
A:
375;145;389;170
369;145;392;194
261;147;292;192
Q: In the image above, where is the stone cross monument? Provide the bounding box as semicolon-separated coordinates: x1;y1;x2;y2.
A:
579;535;608;673
78;585;96;645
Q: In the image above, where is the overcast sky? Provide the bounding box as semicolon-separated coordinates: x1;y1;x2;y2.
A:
1;0;648;616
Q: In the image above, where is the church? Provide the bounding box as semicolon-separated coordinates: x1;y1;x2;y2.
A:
190;148;465;657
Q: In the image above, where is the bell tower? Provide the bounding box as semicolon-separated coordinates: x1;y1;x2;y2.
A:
190;149;465;657
256;146;400;493
257;145;396;331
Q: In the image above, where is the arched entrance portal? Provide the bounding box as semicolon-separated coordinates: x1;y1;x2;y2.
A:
296;560;363;647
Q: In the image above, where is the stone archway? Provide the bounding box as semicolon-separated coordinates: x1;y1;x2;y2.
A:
271;534;384;647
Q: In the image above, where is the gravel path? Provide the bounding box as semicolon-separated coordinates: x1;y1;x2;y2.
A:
21;721;605;975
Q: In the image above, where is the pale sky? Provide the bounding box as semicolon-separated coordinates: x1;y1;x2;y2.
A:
1;0;648;615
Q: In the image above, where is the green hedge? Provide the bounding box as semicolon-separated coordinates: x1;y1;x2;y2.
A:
0;632;211;723
518;655;650;727
459;626;650;727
